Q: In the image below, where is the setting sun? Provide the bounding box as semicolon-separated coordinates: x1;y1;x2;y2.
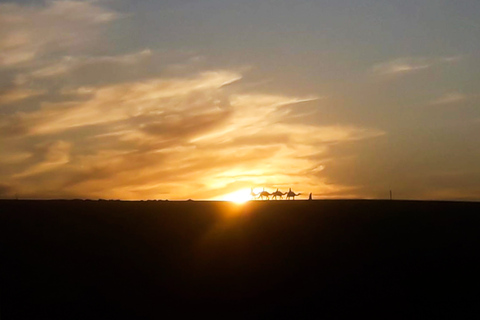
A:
221;188;252;204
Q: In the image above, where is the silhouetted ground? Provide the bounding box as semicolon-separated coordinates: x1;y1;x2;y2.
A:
1;200;479;319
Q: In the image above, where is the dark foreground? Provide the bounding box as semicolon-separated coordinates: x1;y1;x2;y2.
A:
1;200;479;319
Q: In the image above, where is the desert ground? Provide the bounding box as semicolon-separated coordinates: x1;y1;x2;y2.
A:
1;199;479;319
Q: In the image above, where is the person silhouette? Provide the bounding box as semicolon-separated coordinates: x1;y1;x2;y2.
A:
308;192;312;200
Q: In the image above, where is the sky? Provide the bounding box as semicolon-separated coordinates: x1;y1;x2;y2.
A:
0;0;479;200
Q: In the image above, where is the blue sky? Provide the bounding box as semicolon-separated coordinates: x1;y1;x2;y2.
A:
0;0;479;200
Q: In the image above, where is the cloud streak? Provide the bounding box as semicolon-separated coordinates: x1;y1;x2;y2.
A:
30;49;153;79
0;87;44;105
372;56;462;76
0;0;117;68
429;92;467;105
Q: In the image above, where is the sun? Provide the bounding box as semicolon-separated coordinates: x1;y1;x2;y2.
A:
221;188;251;204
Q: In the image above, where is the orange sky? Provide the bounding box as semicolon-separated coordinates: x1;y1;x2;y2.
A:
1;1;479;200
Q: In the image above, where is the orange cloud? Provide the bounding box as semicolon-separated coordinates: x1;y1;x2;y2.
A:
0;65;385;200
0;87;44;105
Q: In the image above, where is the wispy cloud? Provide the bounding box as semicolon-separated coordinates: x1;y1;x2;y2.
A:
1;66;383;199
372;56;462;76
30;49;153;78
0;87;44;105
13;141;71;178
0;0;118;68
15;71;241;135
429;92;467;105
373;58;431;75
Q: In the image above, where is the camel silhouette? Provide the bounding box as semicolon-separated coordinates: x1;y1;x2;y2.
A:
271;189;286;200
286;188;301;200
258;189;271;200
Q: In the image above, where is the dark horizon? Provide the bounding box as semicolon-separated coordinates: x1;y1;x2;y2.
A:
2;199;480;318
2;198;480;203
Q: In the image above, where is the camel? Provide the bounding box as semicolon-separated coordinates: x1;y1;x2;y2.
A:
286;188;301;200
258;189;271;200
271;189;286;200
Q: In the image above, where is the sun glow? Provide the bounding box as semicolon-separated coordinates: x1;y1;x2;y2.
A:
221;188;252;204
